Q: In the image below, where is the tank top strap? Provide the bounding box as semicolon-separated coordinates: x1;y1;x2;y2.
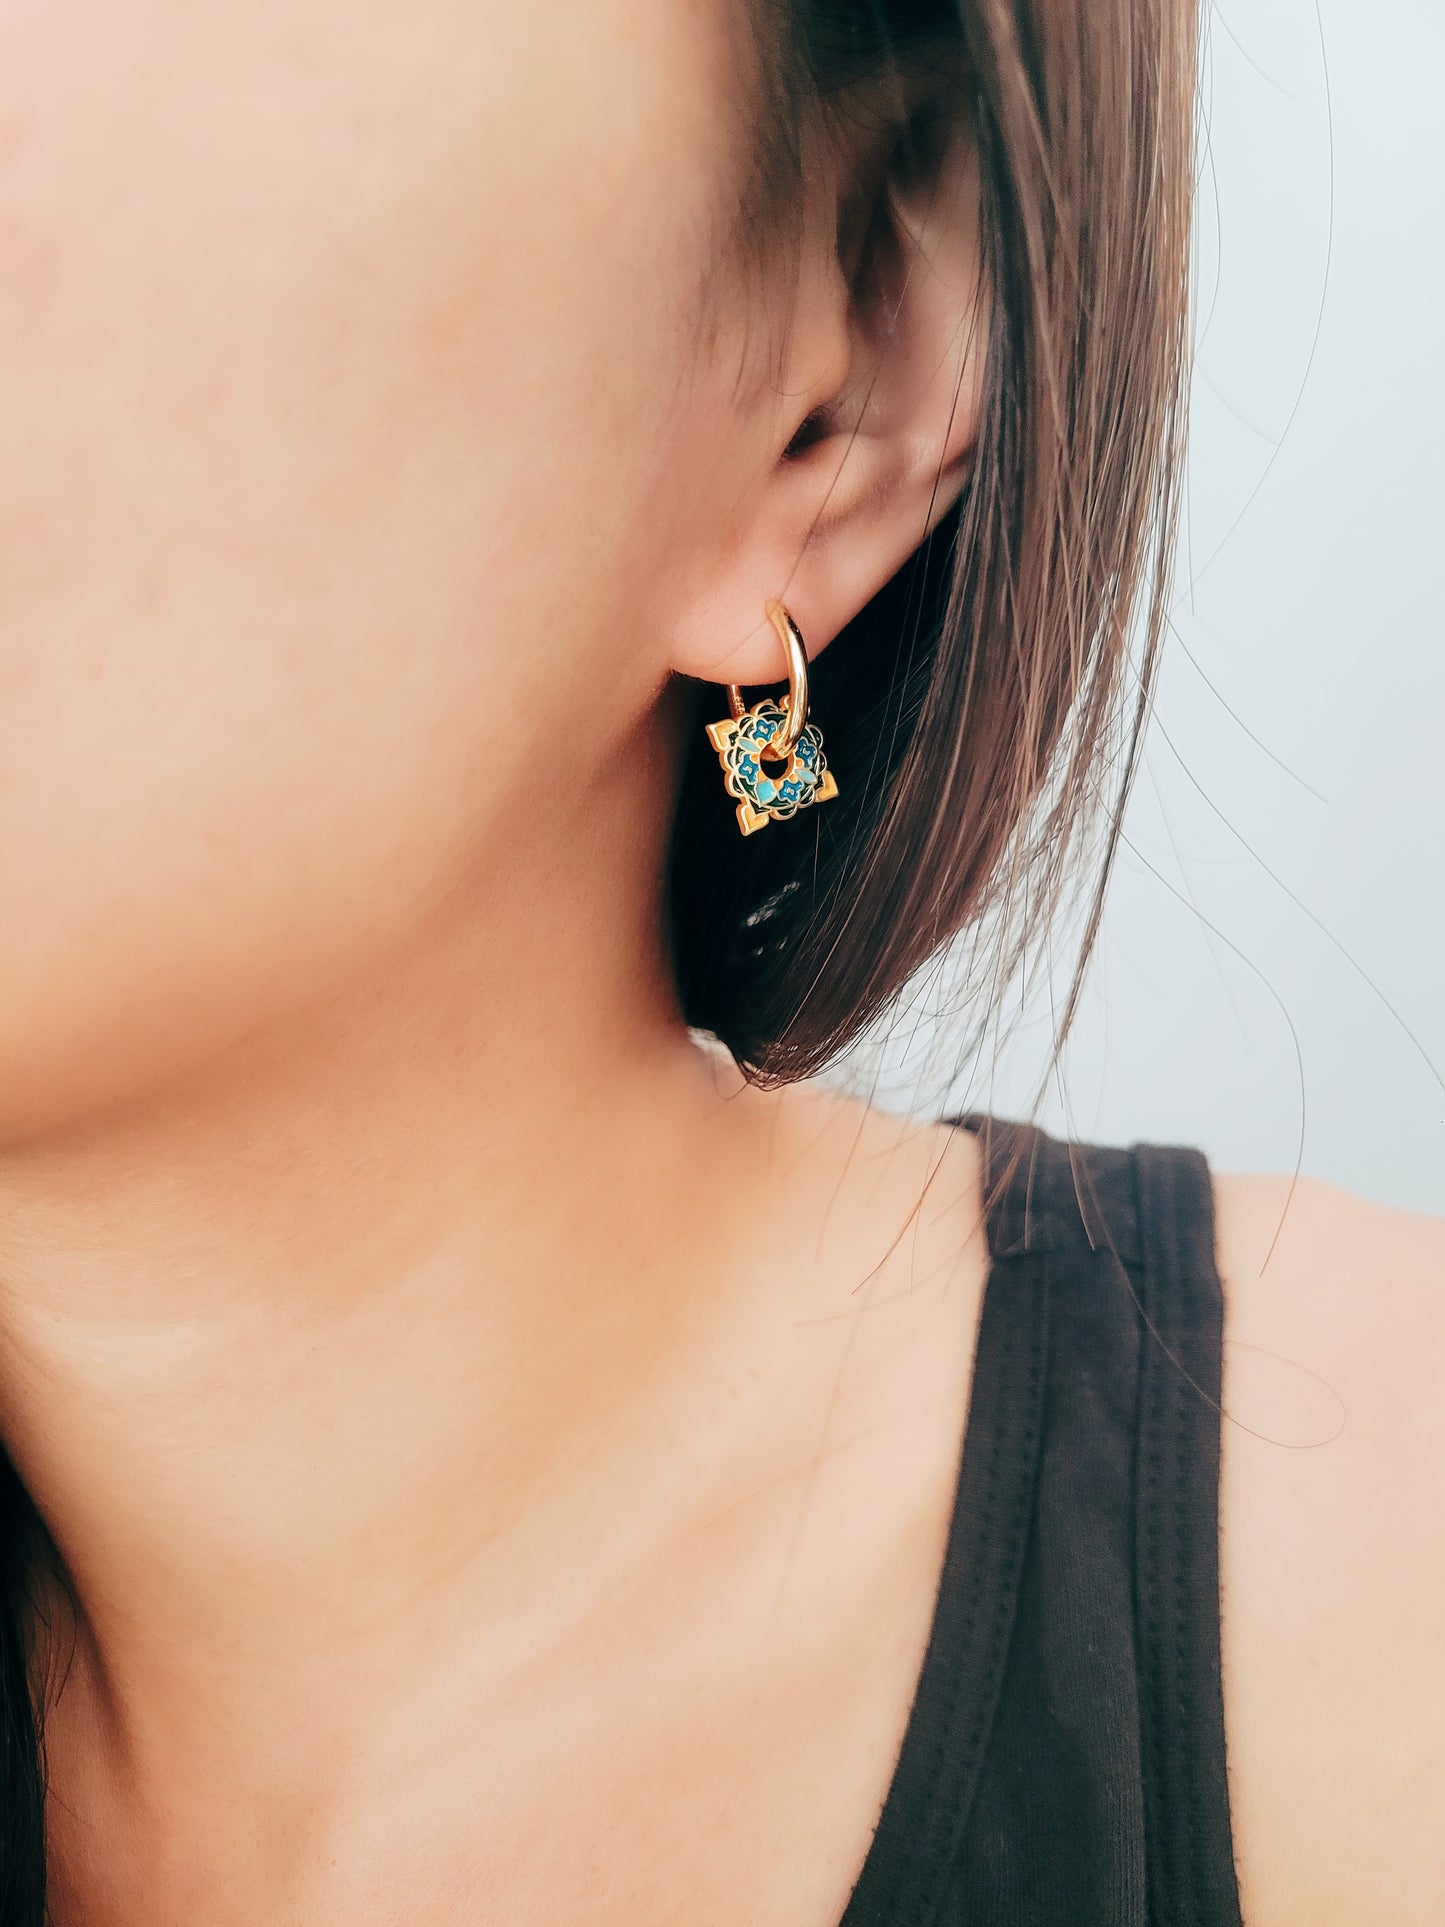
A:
958;1111;1243;1927
839;1112;1243;1927
953;1108;1151;1265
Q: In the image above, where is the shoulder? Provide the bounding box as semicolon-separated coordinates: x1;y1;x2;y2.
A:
1208;1167;1445;1925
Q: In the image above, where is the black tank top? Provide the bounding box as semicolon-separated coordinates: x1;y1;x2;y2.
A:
839;1113;1244;1926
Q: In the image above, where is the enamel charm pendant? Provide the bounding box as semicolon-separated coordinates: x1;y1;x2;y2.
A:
705;696;838;836
705;602;840;836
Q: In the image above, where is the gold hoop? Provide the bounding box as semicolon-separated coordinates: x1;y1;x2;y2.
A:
726;599;809;755
705;599;836;836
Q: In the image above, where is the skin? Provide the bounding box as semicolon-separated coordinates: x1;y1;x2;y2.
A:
0;0;1438;1921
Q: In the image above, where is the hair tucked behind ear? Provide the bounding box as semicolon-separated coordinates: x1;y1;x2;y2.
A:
670;0;1197;1083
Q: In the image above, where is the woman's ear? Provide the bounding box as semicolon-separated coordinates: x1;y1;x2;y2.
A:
670;71;987;690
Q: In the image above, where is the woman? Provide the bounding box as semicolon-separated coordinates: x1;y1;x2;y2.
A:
0;0;1439;1920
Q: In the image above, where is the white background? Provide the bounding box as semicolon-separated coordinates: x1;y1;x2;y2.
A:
845;0;1445;1215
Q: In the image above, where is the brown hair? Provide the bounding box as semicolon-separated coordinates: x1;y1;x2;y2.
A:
670;0;1198;1088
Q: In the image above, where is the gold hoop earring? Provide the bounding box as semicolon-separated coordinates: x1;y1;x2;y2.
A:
704;600;840;836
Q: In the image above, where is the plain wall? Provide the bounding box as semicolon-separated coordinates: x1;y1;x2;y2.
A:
843;0;1445;1215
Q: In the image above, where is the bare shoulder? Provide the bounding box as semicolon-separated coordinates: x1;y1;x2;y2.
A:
1210;1168;1445;1925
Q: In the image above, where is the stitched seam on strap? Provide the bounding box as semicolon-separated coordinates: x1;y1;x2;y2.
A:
1166;1159;1206;1924
1136;1143;1241;1927
1136;1142;1200;1927
902;1292;1017;1915
913;1257;1048;1926
1136;1225;1171;1927
836;1244;1049;1927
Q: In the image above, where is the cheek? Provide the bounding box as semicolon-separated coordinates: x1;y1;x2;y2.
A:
0;0;736;1136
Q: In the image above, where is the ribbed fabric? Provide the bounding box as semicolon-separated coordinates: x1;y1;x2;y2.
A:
839;1114;1243;1927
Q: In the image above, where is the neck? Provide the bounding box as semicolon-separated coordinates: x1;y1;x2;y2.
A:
0;689;763;1771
